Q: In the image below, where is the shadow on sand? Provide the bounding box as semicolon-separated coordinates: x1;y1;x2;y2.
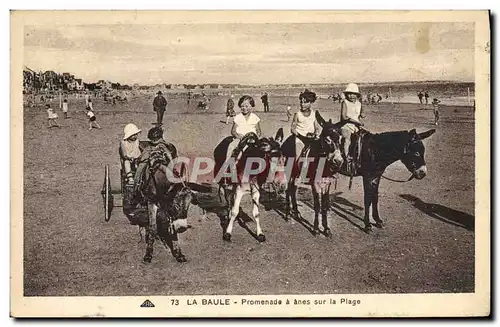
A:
399;194;474;231
299;192;366;232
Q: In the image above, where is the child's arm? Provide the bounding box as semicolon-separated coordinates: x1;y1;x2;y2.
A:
231;122;241;139
290;113;299;136
313;119;322;138
255;122;262;138
340;100;348;121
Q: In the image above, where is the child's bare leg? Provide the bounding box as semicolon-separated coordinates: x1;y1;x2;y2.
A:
341;128;352;159
94;121;102;129
89;122;93;130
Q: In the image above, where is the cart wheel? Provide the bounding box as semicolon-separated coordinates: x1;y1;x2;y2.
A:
101;164;114;222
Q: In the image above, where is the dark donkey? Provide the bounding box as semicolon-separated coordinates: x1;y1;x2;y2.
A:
316;112;436;233
213;130;283;243
133;143;204;263
280;120;344;237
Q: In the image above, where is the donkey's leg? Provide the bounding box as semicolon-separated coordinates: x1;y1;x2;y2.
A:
371;176;384;228
251;183;266;242
160;228;187;263
224;185;244;242
311;185;320;235
362;176;374;233
144;202;158;263
289;180;301;222
285;181;292;222
321;183;332;237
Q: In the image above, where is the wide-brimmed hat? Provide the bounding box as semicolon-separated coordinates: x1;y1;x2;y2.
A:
156;91;163;95
343;83;361;95
123;123;141;140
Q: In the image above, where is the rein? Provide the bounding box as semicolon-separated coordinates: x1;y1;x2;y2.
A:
381;174;414;183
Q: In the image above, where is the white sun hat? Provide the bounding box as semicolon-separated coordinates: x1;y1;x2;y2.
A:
123;123;141;140
344;83;361;95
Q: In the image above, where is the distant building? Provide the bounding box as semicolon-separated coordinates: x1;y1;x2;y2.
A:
23;67;37;92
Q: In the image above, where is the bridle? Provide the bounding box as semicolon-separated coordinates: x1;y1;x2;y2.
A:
381;139;419;183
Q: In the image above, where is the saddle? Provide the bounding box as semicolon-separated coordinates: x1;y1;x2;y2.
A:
296;133;316;161
344;129;368;177
132;141;176;204
231;133;258;159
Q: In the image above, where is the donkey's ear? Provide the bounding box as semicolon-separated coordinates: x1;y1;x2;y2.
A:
315;110;326;127
409;128;418;141
418;129;436;140
178;162;188;181
275;127;284;144
329;118;332;123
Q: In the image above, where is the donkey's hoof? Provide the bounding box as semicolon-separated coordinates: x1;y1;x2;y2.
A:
313;228;320;236
223;233;232;242
374;222;384;229
143;254;152;263
176;254;187;263
363;225;373;234
324;228;332;238
257;234;266;243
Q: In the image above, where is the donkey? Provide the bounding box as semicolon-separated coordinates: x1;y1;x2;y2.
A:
134;144;203;263
213;130;283;243
316;112;436;233
280;121;344;237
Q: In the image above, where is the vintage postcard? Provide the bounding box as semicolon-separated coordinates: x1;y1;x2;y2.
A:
10;10;490;317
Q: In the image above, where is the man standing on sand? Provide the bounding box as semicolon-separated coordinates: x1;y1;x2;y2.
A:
418;91;424;104
153;91;168;126
424;91;430;105
261;92;269;112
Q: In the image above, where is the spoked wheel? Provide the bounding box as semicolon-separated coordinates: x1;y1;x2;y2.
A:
101;164;114;222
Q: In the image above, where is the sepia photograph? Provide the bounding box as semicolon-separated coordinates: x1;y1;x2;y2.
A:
10;10;490;317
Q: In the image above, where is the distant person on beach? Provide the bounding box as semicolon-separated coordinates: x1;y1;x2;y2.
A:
418;91;424;104
62;98;69;119
261;92;269;112
340;83;364;161
432;98;441;126
84;92;90;107
226;95;262;160
87;98;94;111
377;94;382;103
286;105;292;122
86;106;101;130
153;91;168;126
424;91;430;105
226;95;236;124
46;104;61;128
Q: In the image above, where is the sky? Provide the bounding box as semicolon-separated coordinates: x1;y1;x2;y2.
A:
23;22;475;85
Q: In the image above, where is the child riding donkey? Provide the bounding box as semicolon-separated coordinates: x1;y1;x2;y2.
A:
290;89;323;161
339;83;366;176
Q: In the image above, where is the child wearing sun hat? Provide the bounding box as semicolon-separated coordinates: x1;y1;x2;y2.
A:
340;83;365;160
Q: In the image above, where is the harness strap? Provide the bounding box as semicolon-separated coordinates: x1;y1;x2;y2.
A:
381;174;414;183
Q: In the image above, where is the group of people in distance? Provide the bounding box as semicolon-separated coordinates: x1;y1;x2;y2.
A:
45;92;102;130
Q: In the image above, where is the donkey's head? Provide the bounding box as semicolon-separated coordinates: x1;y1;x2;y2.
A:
320;123;344;170
400;129;436;180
